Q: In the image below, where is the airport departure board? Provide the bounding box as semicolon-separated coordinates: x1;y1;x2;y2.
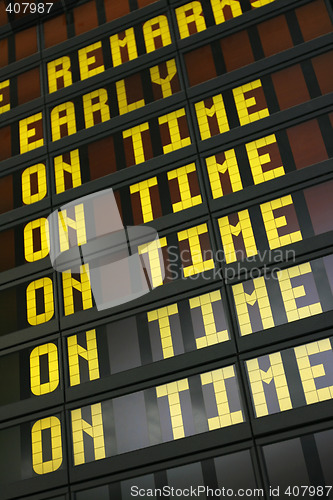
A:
0;0;333;499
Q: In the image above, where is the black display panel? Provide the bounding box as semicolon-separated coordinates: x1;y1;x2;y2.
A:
0;65;41;114
184;1;333;85
58;218;216;317
0;0;332;498
0;273;56;339
246;336;333;417
45;50;333;143
0;211;51;272
0;412;66;486
203;113;332;197
50;157;204;224
0;339;62;407
215;178;333;264
67;363;244;465
263;429;333;498
63;286;230;387
0;160;49;216
49;112;333;203
46;55;181;102
231;254;333;337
